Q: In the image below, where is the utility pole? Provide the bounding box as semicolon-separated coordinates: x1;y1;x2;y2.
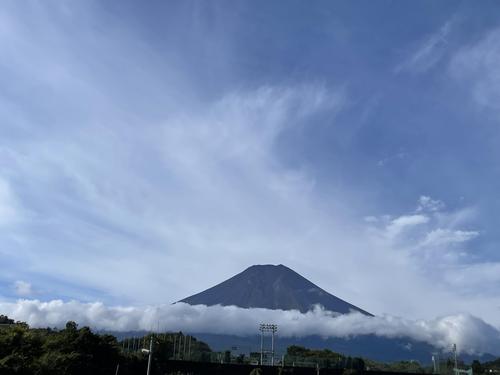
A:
172;335;176;360
146;336;153;375
178;335;183;359
182;336;187;360
453;344;458;372
432;353;440;374
177;335;181;359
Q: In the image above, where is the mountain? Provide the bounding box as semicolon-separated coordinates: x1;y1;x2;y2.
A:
180;264;372;315
175;264;495;363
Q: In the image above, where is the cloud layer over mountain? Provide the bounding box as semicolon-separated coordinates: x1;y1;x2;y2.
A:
3;300;500;356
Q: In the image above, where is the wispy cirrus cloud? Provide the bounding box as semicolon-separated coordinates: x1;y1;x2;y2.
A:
0;1;349;306
13;281;34;297
0;83;345;303
396;20;454;74
1;1;500;339
384;214;429;240
0;177;21;227
362;195;500;323
450;28;500;111
0;2;348;305
416;196;445;213
421;229;479;248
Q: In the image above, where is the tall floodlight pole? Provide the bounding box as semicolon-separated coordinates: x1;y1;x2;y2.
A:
259;323;278;366
271;328;275;366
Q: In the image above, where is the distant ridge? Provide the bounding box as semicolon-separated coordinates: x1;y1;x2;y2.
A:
180;264;372;316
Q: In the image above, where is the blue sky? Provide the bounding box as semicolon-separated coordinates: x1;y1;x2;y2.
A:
2;0;500;331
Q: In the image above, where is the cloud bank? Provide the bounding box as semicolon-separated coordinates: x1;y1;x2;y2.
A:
2;300;500;356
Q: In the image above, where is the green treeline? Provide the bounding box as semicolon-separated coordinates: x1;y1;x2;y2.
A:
0;317;211;375
286;344;429;373
1;315;499;375
0;320;126;375
284;345;497;375
285;345;365;370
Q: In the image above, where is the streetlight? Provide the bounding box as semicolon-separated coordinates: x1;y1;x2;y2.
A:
141;336;153;375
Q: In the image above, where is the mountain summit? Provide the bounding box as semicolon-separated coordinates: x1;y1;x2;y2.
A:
180;264;372;315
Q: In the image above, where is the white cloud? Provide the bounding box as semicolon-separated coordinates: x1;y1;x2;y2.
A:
0;178;20;226
13;281;33;297
384;214;429;239
450;28;500;111
376;152;408;168
1;299;499;355
421;229;479;248
361;196;500;325
396;20;453;74
416;196;445;213
443;263;500;291
368;197;477;253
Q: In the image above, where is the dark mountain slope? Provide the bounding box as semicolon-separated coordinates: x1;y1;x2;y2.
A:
180;264;372;315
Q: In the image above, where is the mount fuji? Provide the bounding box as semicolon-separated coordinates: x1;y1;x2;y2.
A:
178;264;493;364
180;264;372;316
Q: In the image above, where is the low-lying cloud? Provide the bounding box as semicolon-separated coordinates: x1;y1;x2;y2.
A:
2;300;499;356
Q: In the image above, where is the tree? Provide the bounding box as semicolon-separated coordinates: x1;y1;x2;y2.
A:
0;319;213;375
472;360;484;374
65;321;78;331
223;350;231;363
0;315;14;325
